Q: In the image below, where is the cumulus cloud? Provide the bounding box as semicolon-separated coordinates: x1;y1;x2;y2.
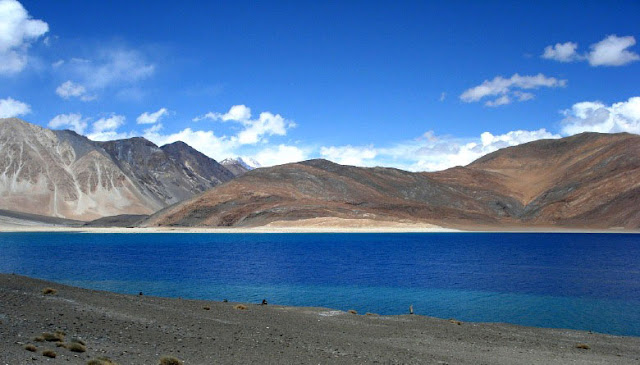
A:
137;107;168;124
541;42;580;62
320;145;377;166
143;125;237;160
55;80;95;101
0;97;30;118
253;145;308;167
320;129;560;171
588;35;640;66
460;73;566;107
542;35;639;67
48;113;88;134
194;105;295;145
142;105;298;166
561;97;640;135
0;0;48;75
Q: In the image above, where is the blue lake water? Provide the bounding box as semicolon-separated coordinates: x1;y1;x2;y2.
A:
1;232;639;336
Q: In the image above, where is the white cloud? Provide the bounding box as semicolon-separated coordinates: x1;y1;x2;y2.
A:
485;95;511;107
541;35;639;67
321;129;560;171
137;107;168;124
237;112;291;144
460;73;566;106
195;104;252;122
588;35;639;66
143;125;237;160
439;92;446;102
0;0;48;75
48;113;88;134
320;145;377;166
55;80;95;101
541;42;580;62
561;97;640;135
0;96;30;117
252;144;307;167
194;105;295;145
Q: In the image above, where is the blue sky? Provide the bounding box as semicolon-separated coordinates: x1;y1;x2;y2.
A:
1;0;639;170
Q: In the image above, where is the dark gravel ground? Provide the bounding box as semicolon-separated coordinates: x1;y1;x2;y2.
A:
1;274;639;364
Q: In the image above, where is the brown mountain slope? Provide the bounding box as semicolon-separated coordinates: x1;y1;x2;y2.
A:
145;132;640;229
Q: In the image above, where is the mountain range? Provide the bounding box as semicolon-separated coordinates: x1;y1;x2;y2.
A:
1;118;639;229
0;118;234;220
143;132;640;229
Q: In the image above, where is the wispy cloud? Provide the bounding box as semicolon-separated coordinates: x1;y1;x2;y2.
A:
54;48;155;100
137;108;168;124
0;0;48;75
460;73;566;107
55;80;96;101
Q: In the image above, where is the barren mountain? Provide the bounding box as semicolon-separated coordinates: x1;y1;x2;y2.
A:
145;132;640;229
0;118;234;220
221;157;257;176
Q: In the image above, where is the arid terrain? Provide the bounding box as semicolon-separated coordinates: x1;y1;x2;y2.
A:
1;274;639;364
144;132;640;230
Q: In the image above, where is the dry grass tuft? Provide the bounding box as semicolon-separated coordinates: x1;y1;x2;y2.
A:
33;336;45;342
233;304;248;310
42;287;57;295
67;342;87;352
365;312;378;316
42;349;57;358
56;342;67;348
87;357;118;365
448;319;463;325
159;356;183;365
24;344;37;352
348;309;358;314
42;332;65;342
576;343;591;350
203;306;211;310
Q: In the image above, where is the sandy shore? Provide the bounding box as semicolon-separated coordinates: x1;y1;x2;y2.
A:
1;275;639;364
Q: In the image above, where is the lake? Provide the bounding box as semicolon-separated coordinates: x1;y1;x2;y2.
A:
1;232;639;336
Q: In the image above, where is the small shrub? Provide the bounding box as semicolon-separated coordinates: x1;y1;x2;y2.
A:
448;319;462;325
348;309;357;314
576;343;591;350
42;349;57;358
33;336;45;342
159;356;183;365
24;344;37;352
365;312;378;316
203;306;211;310
42;332;64;342
42;288;57;295
68;342;87;352
233;304;247;310
87;357;118;365
56;342;67;348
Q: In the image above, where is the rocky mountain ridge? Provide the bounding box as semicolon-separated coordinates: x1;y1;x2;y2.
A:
0;118;235;220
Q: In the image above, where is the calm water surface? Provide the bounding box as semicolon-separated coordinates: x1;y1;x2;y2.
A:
1;232;639;336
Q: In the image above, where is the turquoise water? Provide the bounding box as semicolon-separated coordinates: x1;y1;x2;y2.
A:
1;232;639;336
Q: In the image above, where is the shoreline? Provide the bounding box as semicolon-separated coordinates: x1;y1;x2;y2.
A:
1;274;639;364
1;225;638;234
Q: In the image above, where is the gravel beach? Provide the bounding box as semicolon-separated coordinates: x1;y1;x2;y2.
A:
1;274;639;364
